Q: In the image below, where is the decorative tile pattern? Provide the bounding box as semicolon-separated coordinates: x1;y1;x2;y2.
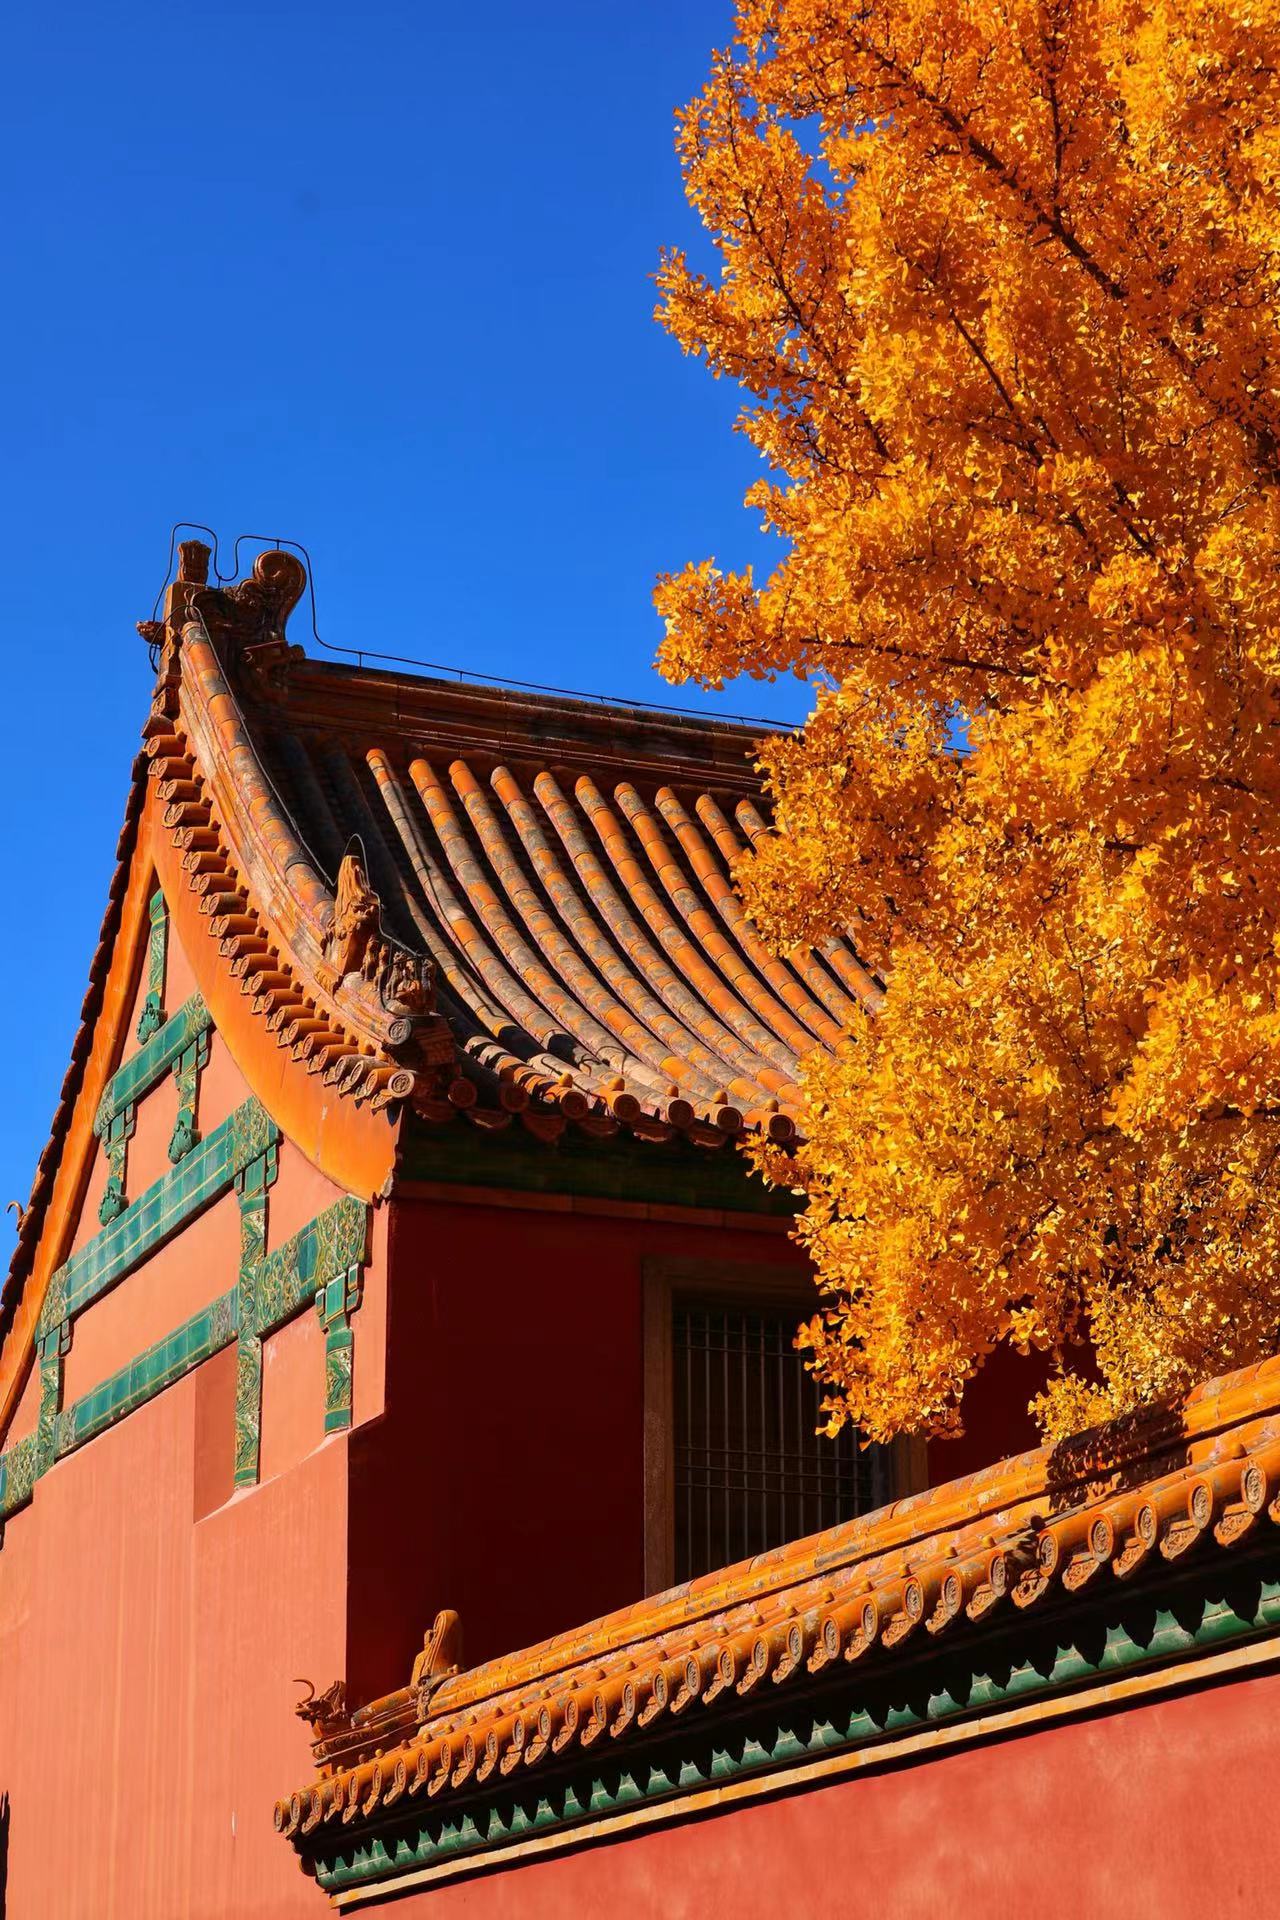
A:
58;1289;239;1455
97;1108;135;1227
0;1434;38;1520
50;1098;279;1324
256;1197;368;1335
315;1265;363;1433
0;1074;370;1524
231;1144;278;1489
233;1148;276;1488
33;1319;69;1478
135;887;169;1043
96;992;211;1138
168;1028;211;1164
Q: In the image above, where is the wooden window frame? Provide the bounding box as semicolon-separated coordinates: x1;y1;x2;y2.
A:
642;1256;926;1595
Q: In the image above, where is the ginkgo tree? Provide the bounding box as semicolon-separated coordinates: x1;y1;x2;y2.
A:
655;0;1280;1443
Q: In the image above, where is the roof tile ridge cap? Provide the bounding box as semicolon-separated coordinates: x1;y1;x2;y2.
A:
0;750;148;1354
278;1403;1280;1839
176;631;421;1070
417;1489;1045;1745
289;664;771;747
180;629;329;916
404;1470;1038;1717
392;1362;1280;1714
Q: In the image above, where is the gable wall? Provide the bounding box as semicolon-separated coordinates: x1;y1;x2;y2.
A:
0;852;390;1917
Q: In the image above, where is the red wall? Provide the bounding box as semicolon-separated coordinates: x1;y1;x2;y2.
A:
927;1340;1054;1484
346;1195;806;1697
1;1163;1273;1917
0;1359;347;1920
351;1190;1052;1700
0;896;386;1919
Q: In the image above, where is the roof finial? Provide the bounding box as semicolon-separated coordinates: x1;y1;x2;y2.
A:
177;539;210;586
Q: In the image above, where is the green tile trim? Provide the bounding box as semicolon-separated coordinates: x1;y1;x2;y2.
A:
322;1323;355;1433
98;1114;134;1227
233;1151;276;1489
257;1198;369;1337
306;1560;1280;1897
168;1028;211;1164
97;991;212;1137
56;1290;238;1457
0;1435;38;1521
136;888;169;1043
33;1320;69;1478
0;1117;369;1525
316;1267;363;1433
50;1098;278;1326
400;1113;799;1217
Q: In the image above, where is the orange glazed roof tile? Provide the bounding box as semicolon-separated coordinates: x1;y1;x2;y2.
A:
137;542;878;1155
277;1351;1280;1847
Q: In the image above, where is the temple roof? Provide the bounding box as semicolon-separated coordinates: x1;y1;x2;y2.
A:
138;543;877;1163
0;542;872;1398
251;656;876;1140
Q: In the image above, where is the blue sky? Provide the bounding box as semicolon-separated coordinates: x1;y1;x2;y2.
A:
0;1;812;1217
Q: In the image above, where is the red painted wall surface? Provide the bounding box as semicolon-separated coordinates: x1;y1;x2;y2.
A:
346;1196;806;1700
0;872;1143;1917
366;1666;1280;1920
0;889;389;1918
0;1360;347;1920
927;1340;1054;1485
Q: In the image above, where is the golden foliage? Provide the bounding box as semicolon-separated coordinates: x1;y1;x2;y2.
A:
656;0;1280;1443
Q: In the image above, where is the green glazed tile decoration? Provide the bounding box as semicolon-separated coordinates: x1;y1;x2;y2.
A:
135;888;169;1044
316;1264;363;1433
54;1098;279;1324
258;1198;368;1335
233;1151;275;1488
168;1029;211;1164
58;1290;239;1455
97;993;211;1138
0;1042;370;1527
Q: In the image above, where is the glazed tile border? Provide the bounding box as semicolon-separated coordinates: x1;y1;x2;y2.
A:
94;991;212;1136
0;1192;367;1520
51;1098;277;1324
0;885;370;1532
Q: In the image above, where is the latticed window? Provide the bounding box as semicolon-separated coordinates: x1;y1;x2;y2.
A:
672;1301;893;1585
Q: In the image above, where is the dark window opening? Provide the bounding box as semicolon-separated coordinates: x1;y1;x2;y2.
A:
672;1301;892;1584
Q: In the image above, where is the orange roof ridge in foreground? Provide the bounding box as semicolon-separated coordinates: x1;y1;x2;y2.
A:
277;1349;1280;1842
136;543;880;1163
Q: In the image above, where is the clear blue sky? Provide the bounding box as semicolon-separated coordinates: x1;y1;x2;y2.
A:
0;1;811;1218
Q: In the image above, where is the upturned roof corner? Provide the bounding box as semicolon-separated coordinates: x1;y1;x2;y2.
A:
138;548;453;1180
131;539;882;1188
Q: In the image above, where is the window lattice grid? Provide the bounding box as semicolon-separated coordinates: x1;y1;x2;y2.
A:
672;1303;891;1585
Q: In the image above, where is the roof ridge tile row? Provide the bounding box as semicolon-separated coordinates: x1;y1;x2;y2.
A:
277;1350;1280;1843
